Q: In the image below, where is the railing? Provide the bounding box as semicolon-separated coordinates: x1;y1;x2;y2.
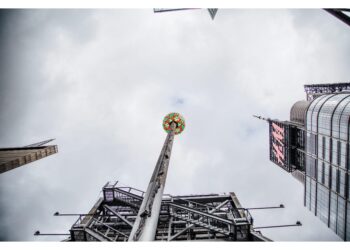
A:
103;184;144;209
88;217;129;241
117;186;145;197
72;215;89;228
233;208;253;225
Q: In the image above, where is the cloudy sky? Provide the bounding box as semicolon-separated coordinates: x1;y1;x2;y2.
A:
0;9;350;241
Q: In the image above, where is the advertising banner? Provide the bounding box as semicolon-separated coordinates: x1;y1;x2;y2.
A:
269;120;291;172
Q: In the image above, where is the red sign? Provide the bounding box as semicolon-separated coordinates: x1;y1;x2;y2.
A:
271;122;285;166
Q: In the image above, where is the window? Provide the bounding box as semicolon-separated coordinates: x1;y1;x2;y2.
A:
316;184;329;224
336;169;340;194
322;136;325;159
324;164;330;188
331;166;338;192
306;155;317;179
307;133;317;155
329;192;337;231
322;162;325;185
337;141;341;166
338;170;346;197
346;202;350;241
337;197;346;239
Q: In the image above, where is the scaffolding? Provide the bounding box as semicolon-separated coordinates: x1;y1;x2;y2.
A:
67;181;269;241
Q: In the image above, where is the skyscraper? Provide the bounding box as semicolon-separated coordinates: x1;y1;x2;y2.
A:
257;83;350;241
0;139;58;174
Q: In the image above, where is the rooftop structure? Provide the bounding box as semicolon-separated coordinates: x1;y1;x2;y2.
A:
0;139;58;174
66;181;270;241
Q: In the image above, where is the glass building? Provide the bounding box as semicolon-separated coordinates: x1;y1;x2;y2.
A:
262;83;350;241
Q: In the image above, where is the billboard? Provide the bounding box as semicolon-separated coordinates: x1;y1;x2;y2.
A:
269;120;291;172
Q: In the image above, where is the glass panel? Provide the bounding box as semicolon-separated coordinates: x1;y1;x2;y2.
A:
313;95;333;133
332;139;339;165
325;137;330;162
337;197;346;239
305;176;311;210
348;174;350;199
337;140;340;165
329;192;337;232
340;103;350;140
306;155;317;179
339;170;346;197
306;133;317;156
324;164;330;188
331;166;337;192
316;184;329;225
317;160;323;183
332;95;350;140
340;142;347;169
310;179;317;214
307;95;329;132
346;201;350;241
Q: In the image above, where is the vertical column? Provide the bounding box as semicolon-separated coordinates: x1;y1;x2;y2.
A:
129;123;176;241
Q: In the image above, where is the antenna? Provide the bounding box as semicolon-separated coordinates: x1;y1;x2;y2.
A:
253;115;271;122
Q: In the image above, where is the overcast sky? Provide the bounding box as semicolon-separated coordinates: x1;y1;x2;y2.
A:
0;9;350;241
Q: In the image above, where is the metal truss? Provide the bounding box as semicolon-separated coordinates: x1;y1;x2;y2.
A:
68;181;269;241
304;83;350;101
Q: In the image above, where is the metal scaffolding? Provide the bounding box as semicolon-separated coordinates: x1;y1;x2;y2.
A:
304;82;350;101
67;182;270;241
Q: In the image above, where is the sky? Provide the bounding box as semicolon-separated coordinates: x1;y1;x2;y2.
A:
0;9;350;241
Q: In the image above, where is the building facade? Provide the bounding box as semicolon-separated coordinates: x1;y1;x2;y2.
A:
66;181;270;241
0;139;58;174
262;83;350;241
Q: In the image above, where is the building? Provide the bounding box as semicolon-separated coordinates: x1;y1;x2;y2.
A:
65;181;270;241
257;82;350;241
0;139;58;174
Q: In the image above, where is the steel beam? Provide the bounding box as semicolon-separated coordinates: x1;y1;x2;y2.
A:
168;200;231;241
103;205;134;228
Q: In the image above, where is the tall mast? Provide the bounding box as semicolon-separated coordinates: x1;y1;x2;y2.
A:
128;113;185;241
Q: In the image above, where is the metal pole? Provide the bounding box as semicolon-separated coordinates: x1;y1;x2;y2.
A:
254;221;302;230
34;231;70;236
238;204;284;210
128;122;177;241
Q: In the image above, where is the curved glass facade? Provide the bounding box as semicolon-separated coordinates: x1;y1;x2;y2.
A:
305;93;350;240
